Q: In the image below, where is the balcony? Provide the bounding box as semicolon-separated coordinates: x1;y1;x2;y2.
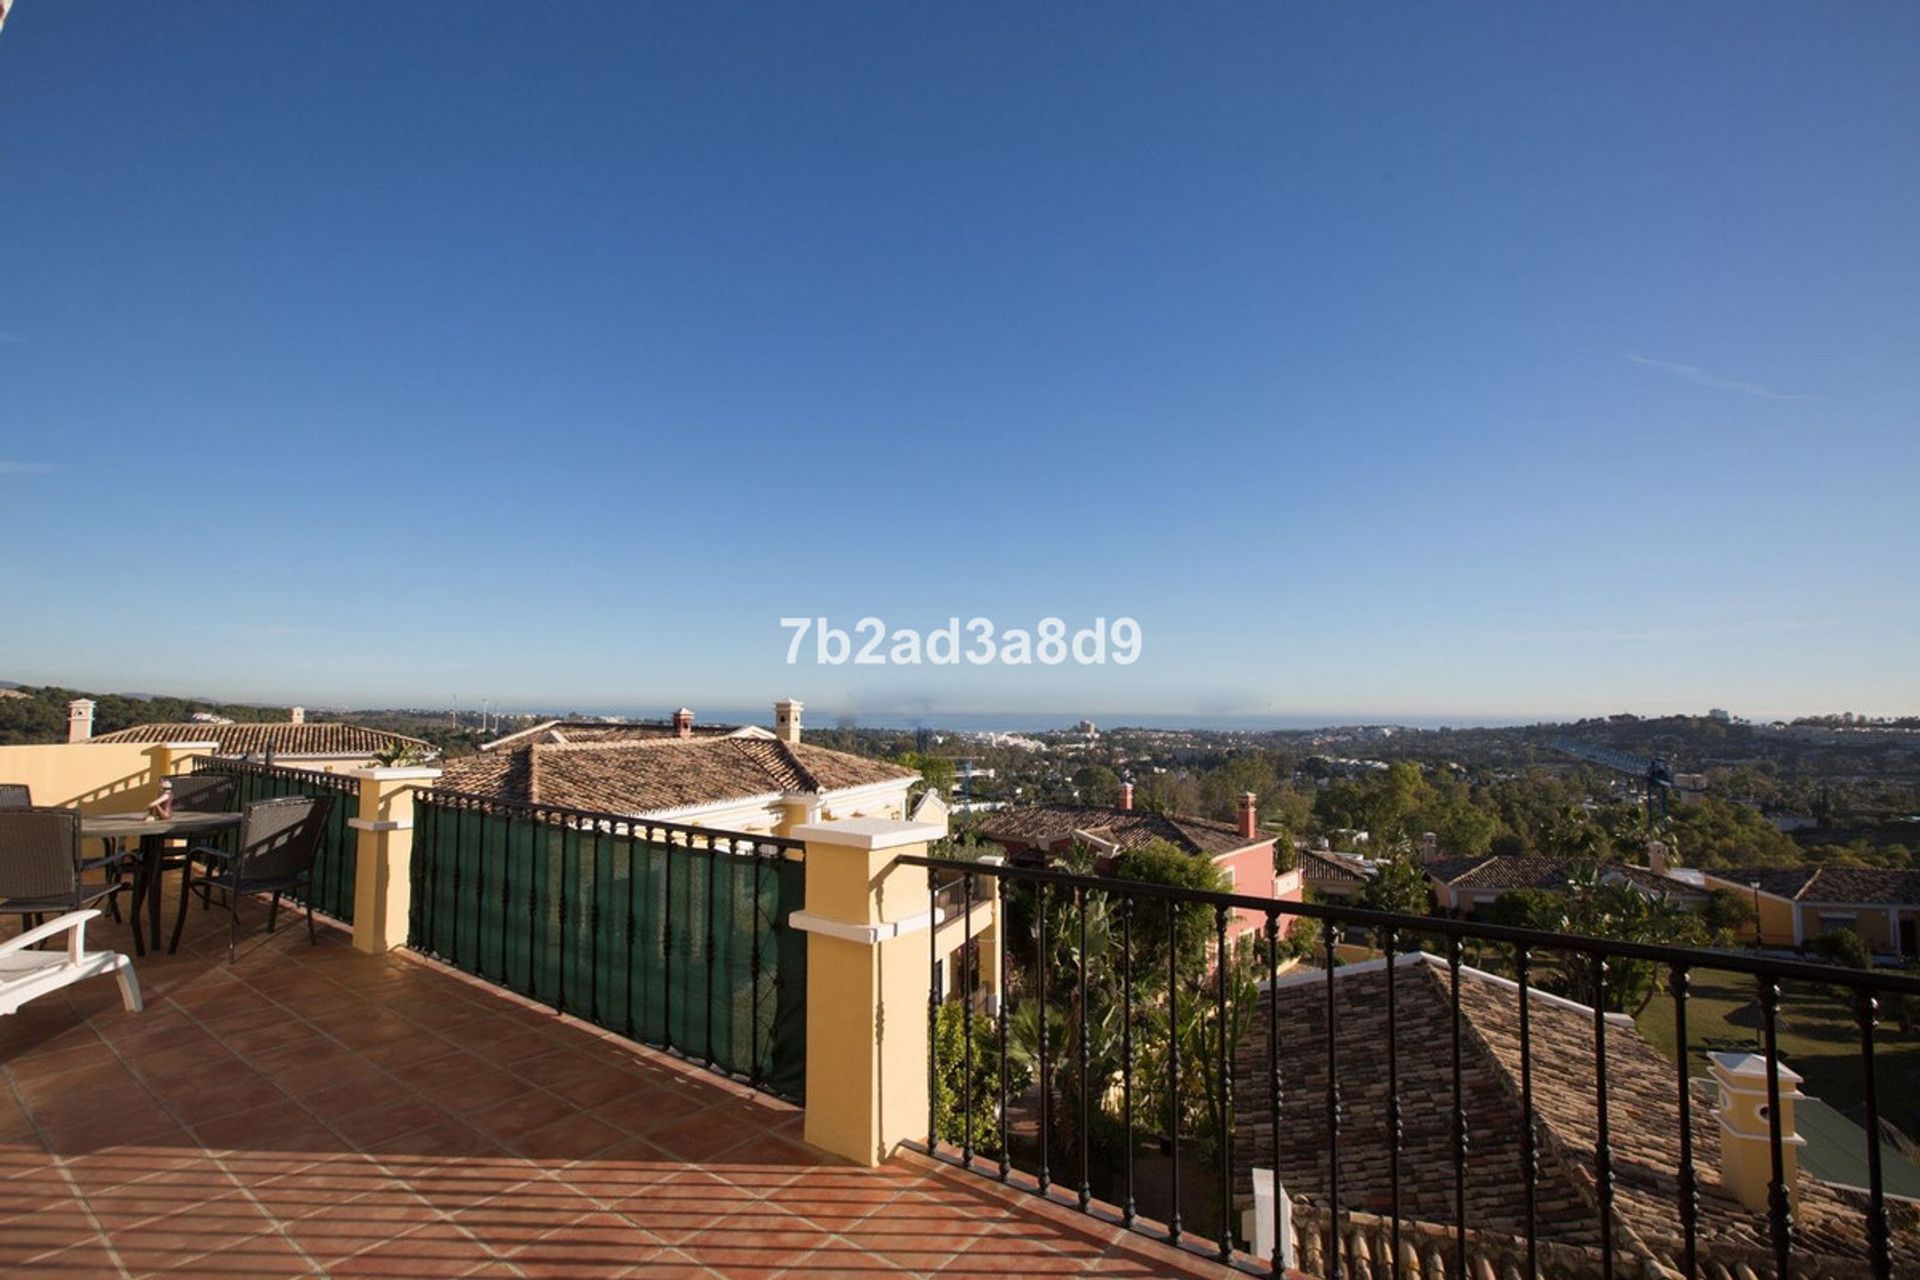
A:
0;895;1235;1278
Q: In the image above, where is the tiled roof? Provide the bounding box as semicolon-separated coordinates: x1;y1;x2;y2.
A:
90;721;433;758
1709;865;1920;906
480;719;744;751
1432;856;1705;901
437;737;915;816
1234;956;1914;1272
973;804;1265;857
1302;849;1373;884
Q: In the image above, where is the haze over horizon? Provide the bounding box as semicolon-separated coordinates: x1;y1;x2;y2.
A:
4;5;1916;719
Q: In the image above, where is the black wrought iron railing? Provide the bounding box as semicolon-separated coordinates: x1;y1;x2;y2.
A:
409;790;807;1103
189;757;360;922
901;853;1920;1280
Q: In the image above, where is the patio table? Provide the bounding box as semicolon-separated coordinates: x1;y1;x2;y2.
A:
81;810;241;957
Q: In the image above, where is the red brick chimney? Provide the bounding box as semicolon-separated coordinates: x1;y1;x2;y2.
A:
673;707;694;739
1118;782;1133;812
1237;792;1258;840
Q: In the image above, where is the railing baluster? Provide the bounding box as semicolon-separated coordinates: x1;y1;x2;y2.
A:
557;820;574;1015
1325;919;1342;1280
1857;988;1891;1280
626;827;639;1040
1078;884;1092;1211
1759;978;1793;1279
1038;881;1052;1197
1517;945;1538;1280
1593;953;1614;1280
1266;911;1282;1280
500;809;515;990
749;852;764;1088
998;872;1011;1182
964;870;977;1168
1216;903;1232;1262
1122;894;1137;1227
473;804;488;980
662;831;674;1051
1449;934;1466;1280
590;822;604;1024
1167;895;1181;1243
1385;926;1401;1280
525;812;539;999
1673;963;1698;1280
928;863;940;1152
704;840;717;1069
451;801;464;968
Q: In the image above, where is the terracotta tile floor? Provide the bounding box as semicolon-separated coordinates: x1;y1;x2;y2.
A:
0;892;1244;1278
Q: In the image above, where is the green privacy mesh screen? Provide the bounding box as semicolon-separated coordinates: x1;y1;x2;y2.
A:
409;792;806;1104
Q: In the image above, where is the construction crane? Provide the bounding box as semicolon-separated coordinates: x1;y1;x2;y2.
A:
1550;738;1706;831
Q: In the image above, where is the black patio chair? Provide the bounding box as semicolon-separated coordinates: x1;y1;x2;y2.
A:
173;795;334;962
0;807;125;937
0;784;31;809
163;775;239;911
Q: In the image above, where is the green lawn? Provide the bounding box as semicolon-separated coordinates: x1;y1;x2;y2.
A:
1635;969;1920;1138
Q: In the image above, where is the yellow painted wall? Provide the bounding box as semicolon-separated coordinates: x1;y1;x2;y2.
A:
1754;892;1799;946
0;742;172;813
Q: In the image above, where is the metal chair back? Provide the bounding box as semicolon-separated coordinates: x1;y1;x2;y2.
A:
0;783;32;809
0;808;83;905
233;795;333;887
170;774;237;814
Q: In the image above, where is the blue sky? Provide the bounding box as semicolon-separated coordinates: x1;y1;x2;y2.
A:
2;3;1915;724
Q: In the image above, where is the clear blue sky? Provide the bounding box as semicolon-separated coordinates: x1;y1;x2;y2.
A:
2;4;1915;724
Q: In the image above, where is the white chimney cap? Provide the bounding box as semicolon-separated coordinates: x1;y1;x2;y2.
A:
1709;1050;1804;1087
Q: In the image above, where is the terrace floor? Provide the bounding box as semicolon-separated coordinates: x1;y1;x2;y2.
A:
0;892;1240;1279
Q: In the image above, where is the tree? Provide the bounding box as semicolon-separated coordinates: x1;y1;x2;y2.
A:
1112;841;1232;982
1360;854;1433;919
1070;764;1122;807
1701;888;1758;942
898;752;956;803
1483;888;1566;931
933;999;1023;1154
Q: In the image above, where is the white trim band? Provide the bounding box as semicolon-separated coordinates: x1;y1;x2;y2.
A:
347;818;413;832
790;908;944;946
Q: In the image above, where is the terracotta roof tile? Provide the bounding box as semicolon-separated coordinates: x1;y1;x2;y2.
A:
90;721;432;758
1711;865;1920;906
1430;856;1705;902
1302;849;1373;884
974;803;1264;857
436;736;914;816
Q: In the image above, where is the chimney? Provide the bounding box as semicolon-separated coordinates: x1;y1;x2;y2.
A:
289;706;305;725
673;707;694;739
1237;791;1258;841
1647;839;1670;876
1419;831;1439;863
1118;782;1134;812
1710;1051;1804;1214
775;698;802;745
67;698;95;743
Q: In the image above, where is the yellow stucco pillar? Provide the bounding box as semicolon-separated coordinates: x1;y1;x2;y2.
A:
1710;1050;1805;1214
791;816;948;1167
347;766;441;955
